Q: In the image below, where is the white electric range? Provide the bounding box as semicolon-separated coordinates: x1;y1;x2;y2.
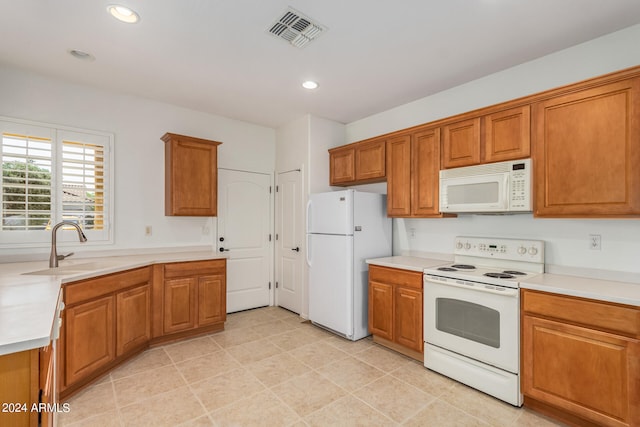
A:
423;236;544;406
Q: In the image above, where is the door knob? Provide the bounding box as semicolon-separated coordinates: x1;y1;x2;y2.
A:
219;237;224;242
291;247;300;252
219;247;230;252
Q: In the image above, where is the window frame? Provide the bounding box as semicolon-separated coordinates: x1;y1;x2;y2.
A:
0;116;114;248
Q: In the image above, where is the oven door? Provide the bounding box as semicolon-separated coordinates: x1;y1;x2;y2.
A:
424;275;519;373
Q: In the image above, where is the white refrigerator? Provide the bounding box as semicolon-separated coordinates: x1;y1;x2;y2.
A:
306;190;392;341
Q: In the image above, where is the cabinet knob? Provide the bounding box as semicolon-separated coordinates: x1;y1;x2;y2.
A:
219;247;230;252
219;237;224;242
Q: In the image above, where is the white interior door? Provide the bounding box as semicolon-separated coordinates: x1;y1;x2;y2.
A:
218;169;273;313
275;169;303;314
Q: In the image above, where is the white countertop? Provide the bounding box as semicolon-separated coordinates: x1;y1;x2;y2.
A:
0;251;226;356
366;255;640;307
366;256;449;272
521;273;640;307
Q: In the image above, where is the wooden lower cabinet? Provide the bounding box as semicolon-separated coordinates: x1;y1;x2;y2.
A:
65;296;115;386
164;277;197;333
0;349;40;427
60;267;151;398
522;290;640;427
116;285;151;357
394;286;423;351
368;265;423;360
161;259;227;338
368;281;393;340
198;274;226;326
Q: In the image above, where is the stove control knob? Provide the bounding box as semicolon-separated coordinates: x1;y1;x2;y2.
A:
528;246;538;256
456;242;463;250
464;243;471;250
518;246;527;255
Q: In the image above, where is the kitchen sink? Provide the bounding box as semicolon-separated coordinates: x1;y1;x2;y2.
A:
22;261;121;276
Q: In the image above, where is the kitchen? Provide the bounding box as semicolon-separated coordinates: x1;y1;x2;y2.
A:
1;1;640;426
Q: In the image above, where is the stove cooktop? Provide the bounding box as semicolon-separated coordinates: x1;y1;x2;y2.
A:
424;262;541;288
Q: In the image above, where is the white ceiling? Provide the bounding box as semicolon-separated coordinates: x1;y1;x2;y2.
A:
1;1;640;129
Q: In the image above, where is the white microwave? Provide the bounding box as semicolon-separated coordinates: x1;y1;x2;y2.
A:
439;159;532;214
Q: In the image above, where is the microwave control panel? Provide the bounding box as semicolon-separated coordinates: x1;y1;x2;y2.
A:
509;159;531;211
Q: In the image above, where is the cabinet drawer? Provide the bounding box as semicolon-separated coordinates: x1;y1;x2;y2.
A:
368;265;422;290
164;259;226;278
65;267;151;306
522;290;640;338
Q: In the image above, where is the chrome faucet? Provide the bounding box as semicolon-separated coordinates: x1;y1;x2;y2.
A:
49;221;88;268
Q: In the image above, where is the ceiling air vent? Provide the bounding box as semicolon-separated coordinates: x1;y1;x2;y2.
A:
268;7;327;48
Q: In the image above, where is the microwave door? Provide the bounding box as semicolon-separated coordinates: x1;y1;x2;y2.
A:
442;173;509;212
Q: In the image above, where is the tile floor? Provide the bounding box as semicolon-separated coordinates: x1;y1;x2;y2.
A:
58;306;565;426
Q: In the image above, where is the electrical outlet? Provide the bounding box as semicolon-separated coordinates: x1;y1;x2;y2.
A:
589;234;601;250
145;225;152;236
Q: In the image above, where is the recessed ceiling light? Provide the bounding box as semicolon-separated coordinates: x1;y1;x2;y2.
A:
302;80;319;90
68;49;95;62
107;5;140;23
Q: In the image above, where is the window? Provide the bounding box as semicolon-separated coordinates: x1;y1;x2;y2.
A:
0;117;113;246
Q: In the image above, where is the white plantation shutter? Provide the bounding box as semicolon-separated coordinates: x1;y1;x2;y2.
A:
0;118;113;246
1;130;53;231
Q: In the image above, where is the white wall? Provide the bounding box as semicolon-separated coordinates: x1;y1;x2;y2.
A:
308;116;345;194
0;65;275;259
345;24;640;278
275;114;345;317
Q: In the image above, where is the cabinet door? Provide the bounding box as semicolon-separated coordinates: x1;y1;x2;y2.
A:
355;139;386;181
197;274;226;326
0;349;39;427
368;280;394;340
163;278;196;334
116;284;151;357
442;117;481;168
329;146;356;185
411;128;441;216
483;105;530;163
394;287;423;353
534;78;640;217
522;315;640;427
386;134;412;217
65;296;115;386
163;133;220;216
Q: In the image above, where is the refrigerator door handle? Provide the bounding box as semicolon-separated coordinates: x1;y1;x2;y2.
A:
306;199;312;233
306;234;312;267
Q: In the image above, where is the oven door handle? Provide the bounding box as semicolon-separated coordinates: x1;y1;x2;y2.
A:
424;278;519;297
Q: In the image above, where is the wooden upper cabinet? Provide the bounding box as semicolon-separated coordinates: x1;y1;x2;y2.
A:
484;105;530;163
329;138;386;186
534;78;640;217
443;106;530;168
162;133;221;216
386;128;443;218
411;128;442;216
355;138;386;181
442;117;481;168
386;134;412;216
329;145;355;185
